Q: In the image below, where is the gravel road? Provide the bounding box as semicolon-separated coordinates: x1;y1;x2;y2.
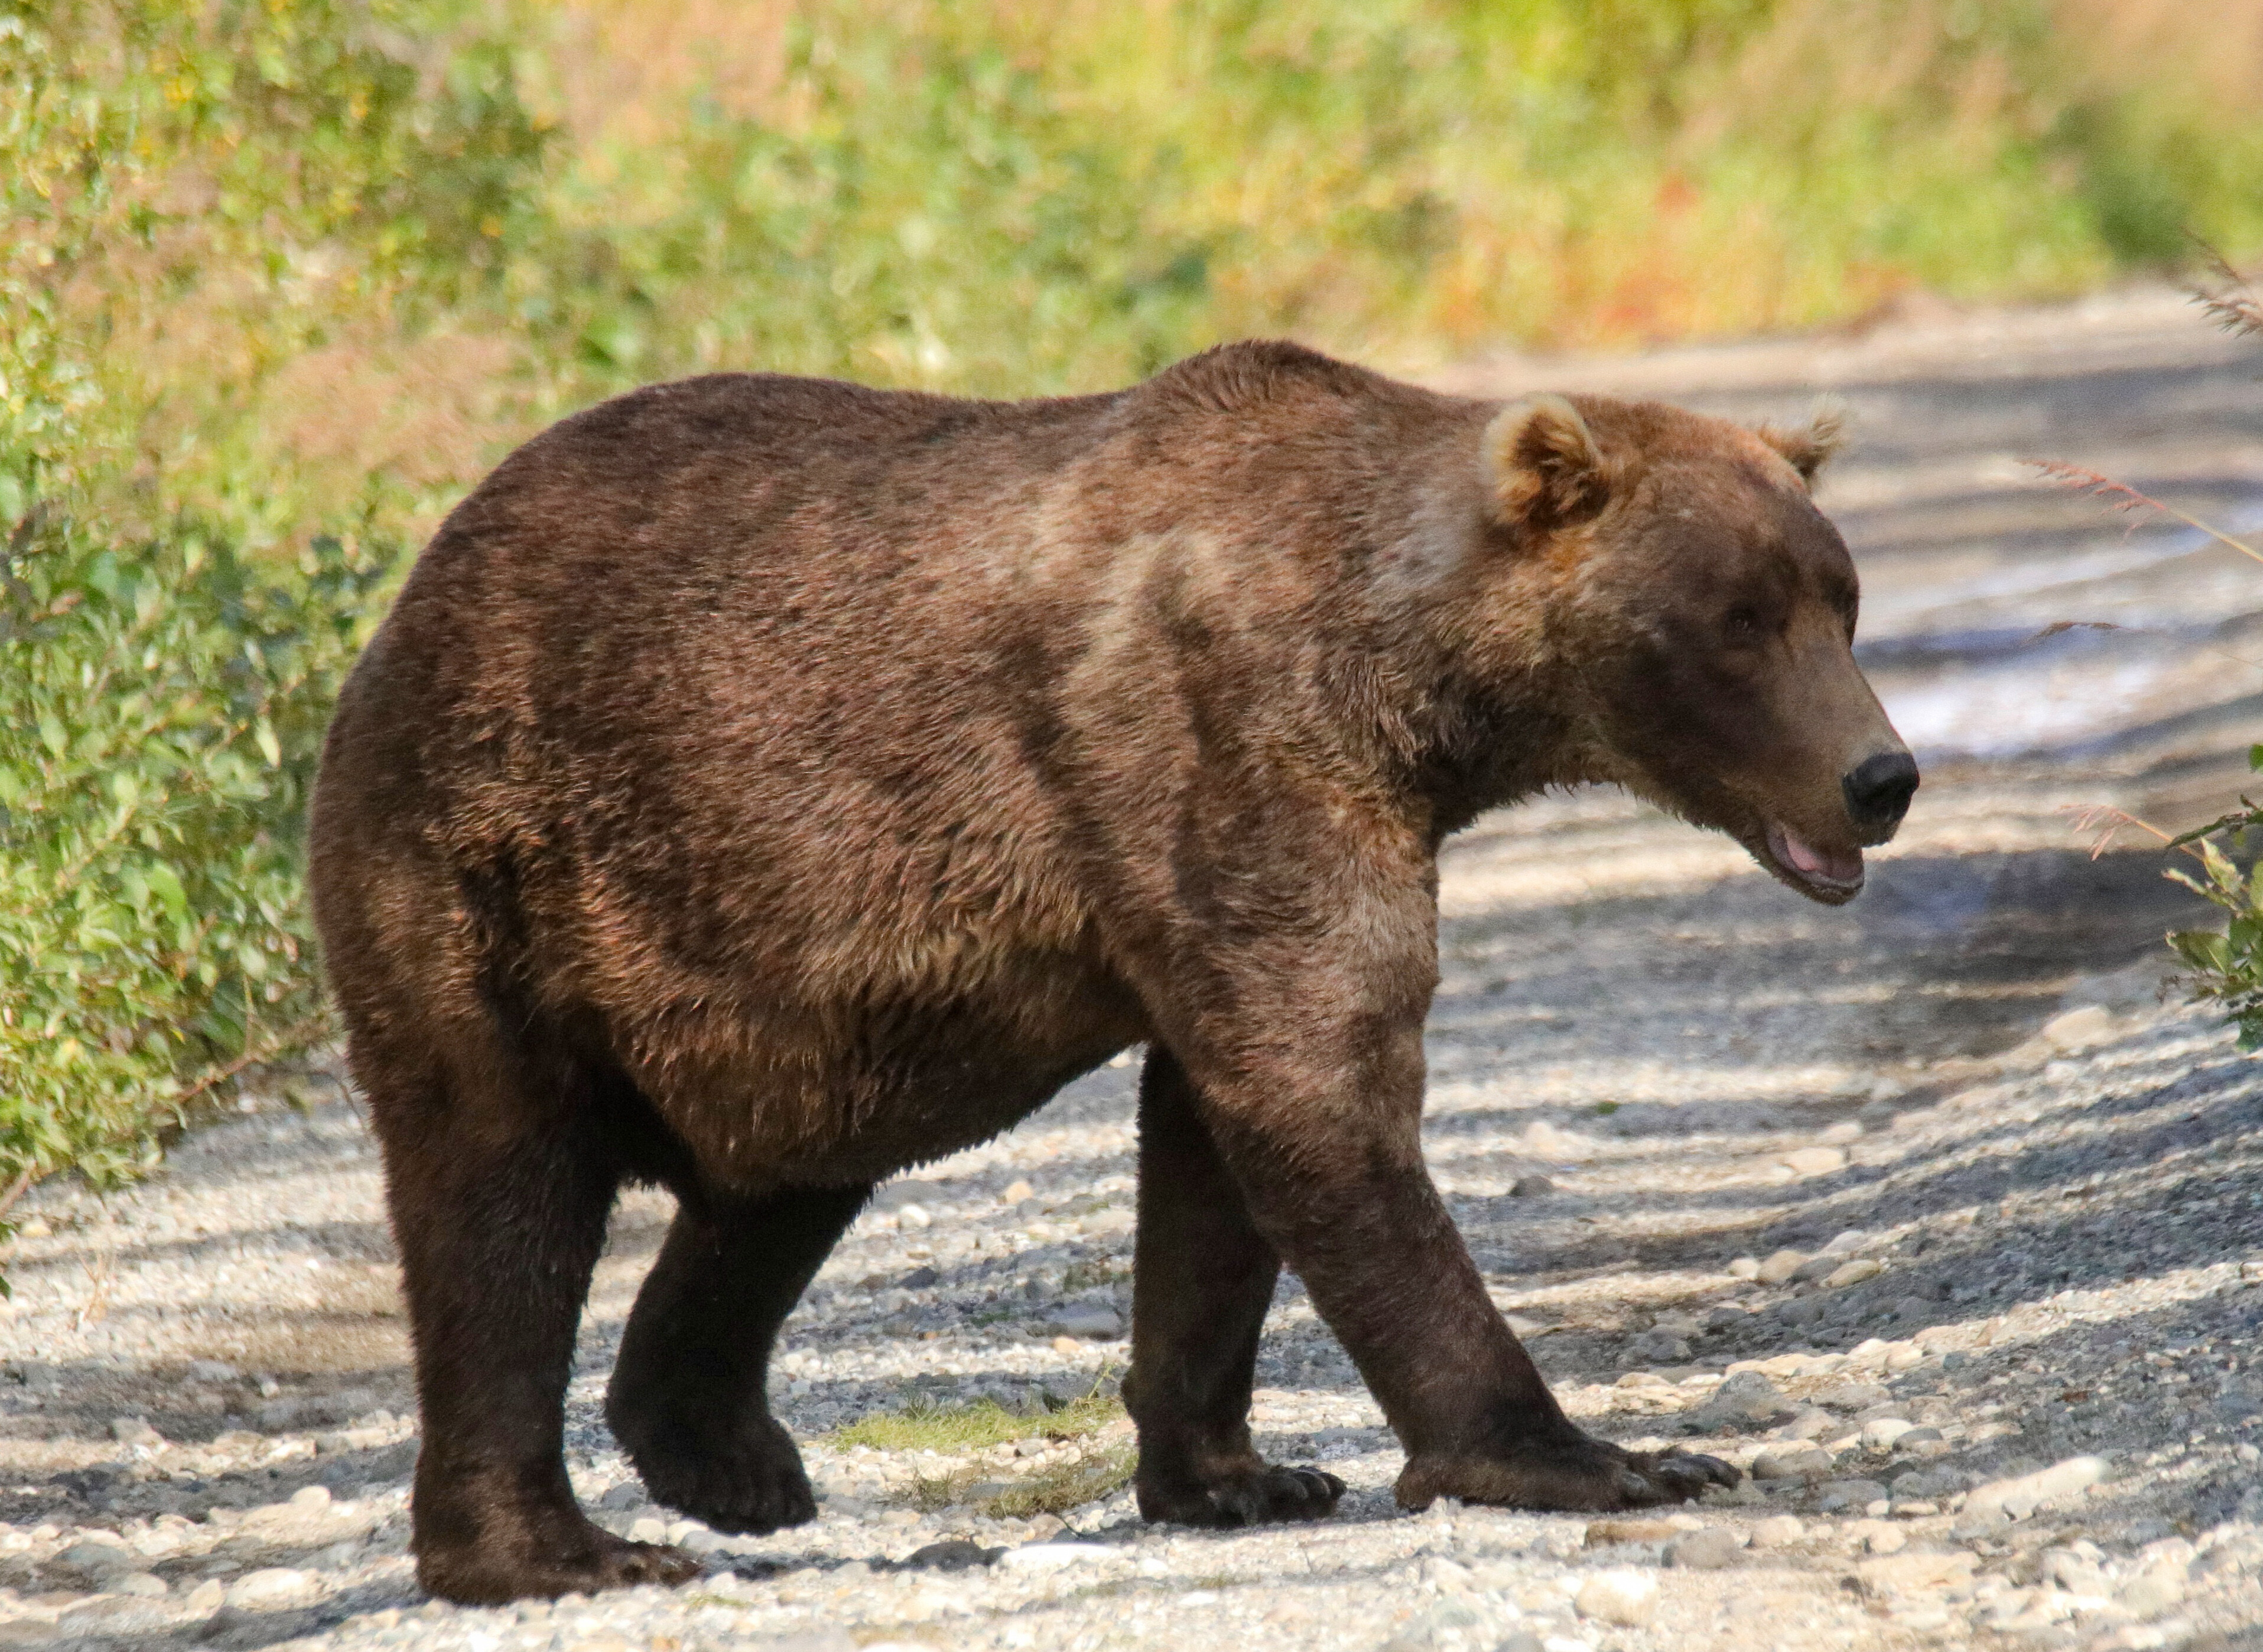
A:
3;287;2262;1652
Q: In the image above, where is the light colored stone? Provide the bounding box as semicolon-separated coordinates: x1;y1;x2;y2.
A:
1000;1542;1108;1574
183;1579;226;1614
1825;1258;1882;1287
1751;1446;1833;1481
1854;1550;1978;1598
2117;1559;2188;1617
1726;1256;1761;1280
1782;1146;1847;1176
1573;1569;1656;1625
1861;1417;1916;1450
1748;1514;1805;1547
1585;1517;1679;1546
1962;1456;2107;1521
2041;1005;2117;1050
895;1203;931;1230
288;1484;331;1511
1757;1249;1812;1284
223;1566;320;1611
1665;1527;1742;1569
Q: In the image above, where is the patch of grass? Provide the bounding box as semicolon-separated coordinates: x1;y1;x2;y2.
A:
828;1387;1124;1455
976;1443;1137;1520
1058;1260;1131;1293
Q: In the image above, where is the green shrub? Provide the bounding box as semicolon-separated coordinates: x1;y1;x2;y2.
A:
2168;755;2263;1051
0;506;395;1185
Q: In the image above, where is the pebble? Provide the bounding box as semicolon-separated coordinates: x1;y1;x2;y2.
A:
1748;1515;1806;1547
1573;1569;1657;1626
1751;1446;1833;1481
1511;1175;1557;1198
224;1567;321;1610
1757;1249;1811;1284
1960;1456;2108;1523
1781;1147;1846;1176
1665;1527;1742;1569
1000;1543;1110;1573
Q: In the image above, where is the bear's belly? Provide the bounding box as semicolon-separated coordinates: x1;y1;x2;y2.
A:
622;962;1150;1191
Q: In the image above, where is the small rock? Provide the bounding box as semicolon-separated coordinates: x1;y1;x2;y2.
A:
1664;1527;1742;1569
1002;1180;1035;1204
1816;1381;1891;1412
223;1567;319;1611
1573;1569;1656;1626
110;1572;166;1596
1000;1542;1108;1574
895;1204;932;1231
1861;1417;1916;1451
1853;1550;1977;1598
109;1417;163;1448
1781;1147;1846;1176
2118;1557;2189;1617
1510;1175;1556;1198
1858;1522;1907;1555
1049;1305;1123;1339
1816;1478;1889;1513
1748;1514;1805;1547
1757;1250;1811;1285
1585;1517;1679;1546
288;1484;331;1512
1726;1256;1761;1280
2041;1005;2116;1050
1820;1230;1869;1255
1825;1258;1883;1288
905;1539;995;1570
183;1578;226;1614
1522;1121;1593;1159
1627;1330;1691;1364
597;1483;644;1510
1960;1456;2106;1523
1751;1446;1833;1481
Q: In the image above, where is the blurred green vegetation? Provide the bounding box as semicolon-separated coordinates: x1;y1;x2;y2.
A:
6;0;2263;1191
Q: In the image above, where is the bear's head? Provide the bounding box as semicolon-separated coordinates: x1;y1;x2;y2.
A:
1480;392;1916;905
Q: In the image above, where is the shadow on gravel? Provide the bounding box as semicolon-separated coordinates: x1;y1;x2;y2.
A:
1433;843;2209;1074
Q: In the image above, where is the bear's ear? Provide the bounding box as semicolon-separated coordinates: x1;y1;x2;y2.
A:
1482;394;1611;531
1755;406;1845;486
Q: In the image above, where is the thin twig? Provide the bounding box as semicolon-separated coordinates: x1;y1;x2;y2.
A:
2024;460;2263;568
2030;618;2263;678
0;1169;34;1227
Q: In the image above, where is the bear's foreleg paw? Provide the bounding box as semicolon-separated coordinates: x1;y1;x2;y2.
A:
1397;1430;1740;1513
1137;1459;1347;1527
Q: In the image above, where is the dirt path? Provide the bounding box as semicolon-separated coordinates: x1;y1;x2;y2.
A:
1;287;2260;1652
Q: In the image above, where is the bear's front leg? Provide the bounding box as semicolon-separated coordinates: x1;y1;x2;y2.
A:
1139;929;1737;1518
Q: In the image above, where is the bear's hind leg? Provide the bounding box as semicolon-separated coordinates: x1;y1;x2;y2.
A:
606;1183;870;1534
373;1052;698;1605
1126;1049;1344;1527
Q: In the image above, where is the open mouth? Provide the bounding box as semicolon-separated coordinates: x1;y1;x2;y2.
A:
1760;821;1866;902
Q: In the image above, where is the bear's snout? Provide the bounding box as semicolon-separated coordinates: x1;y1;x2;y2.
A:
1841;749;1919;844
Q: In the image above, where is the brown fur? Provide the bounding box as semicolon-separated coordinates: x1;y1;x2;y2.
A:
310;341;1913;1602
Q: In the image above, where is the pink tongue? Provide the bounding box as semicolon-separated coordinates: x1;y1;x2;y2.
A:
1781;829;1862;883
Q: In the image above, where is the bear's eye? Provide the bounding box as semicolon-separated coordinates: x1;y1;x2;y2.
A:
1724;606;1764;642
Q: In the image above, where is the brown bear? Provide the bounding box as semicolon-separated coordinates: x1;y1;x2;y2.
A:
308;340;1916;1604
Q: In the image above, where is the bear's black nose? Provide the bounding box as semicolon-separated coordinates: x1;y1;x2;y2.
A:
1842;750;1919;841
